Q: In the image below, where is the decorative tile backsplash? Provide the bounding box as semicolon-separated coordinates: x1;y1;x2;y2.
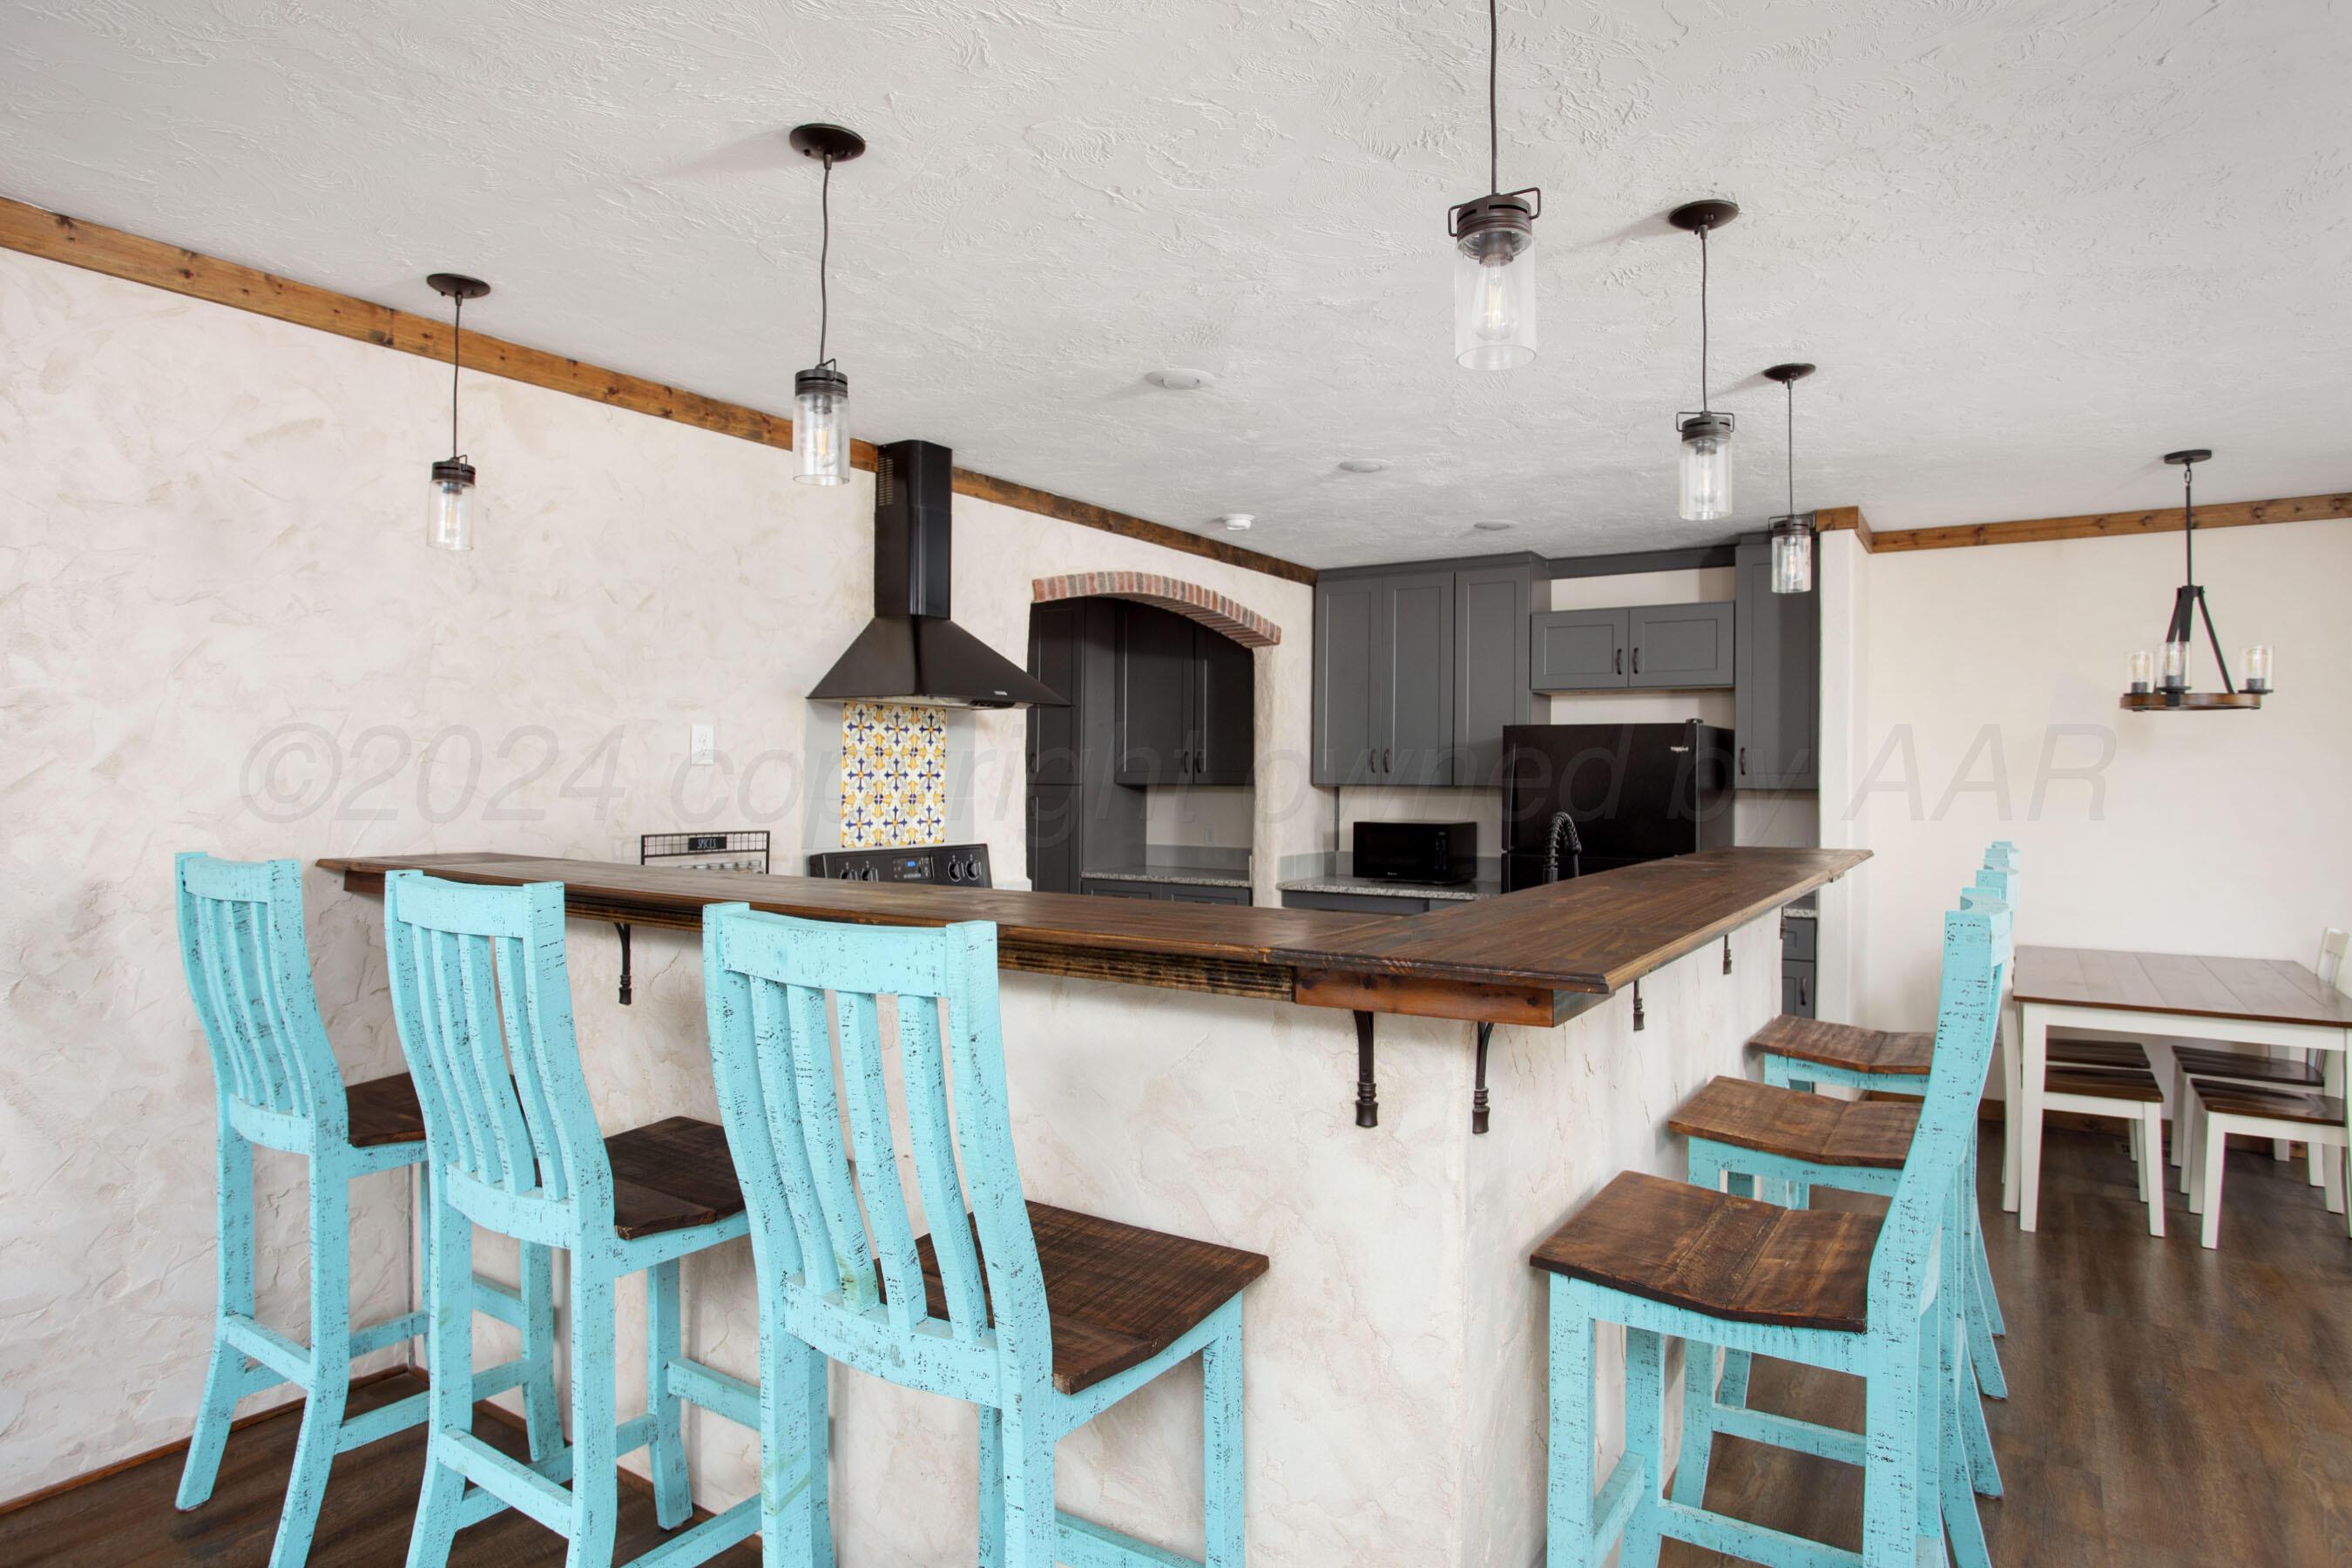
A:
839;701;948;848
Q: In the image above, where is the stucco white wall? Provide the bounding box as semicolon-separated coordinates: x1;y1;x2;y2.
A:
0;247;1319;1499
1842;517;2352;1093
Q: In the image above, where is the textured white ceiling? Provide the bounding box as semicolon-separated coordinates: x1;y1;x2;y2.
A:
4;1;2349;568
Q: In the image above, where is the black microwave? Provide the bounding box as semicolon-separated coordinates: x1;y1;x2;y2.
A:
1353;820;1479;885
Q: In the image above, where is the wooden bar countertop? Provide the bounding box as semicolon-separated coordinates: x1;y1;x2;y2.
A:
318;846;1866;1025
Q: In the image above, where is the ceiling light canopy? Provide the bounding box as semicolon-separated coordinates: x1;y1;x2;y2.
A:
424;273;489;551
787;122;865;486
1146;368;1215;390
1763;362;1816;595
1337;457;1389;474
2121;449;2271;711
1669;199;1740;522
1448;0;1540;370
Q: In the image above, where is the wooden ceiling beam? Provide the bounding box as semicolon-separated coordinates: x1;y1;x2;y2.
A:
1868;492;2351;553
0;194;1316;586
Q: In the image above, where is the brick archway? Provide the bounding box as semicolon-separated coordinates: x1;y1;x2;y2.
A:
1031;571;1281;647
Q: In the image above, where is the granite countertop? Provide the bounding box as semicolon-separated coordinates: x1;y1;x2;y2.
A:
1277;873;1502;902
1081;862;1253;889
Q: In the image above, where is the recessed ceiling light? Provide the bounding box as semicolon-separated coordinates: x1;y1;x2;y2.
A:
1337;458;1389;474
1475;519;1517;532
1146;368;1214;390
1220;513;1255;531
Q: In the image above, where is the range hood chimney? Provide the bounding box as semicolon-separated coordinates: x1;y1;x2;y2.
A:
809;439;1068;709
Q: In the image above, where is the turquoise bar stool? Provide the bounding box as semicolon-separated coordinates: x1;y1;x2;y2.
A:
1534;900;2007;1568
382;871;812;1567
1666;883;2017;1520
1749;847;2019;1394
172;853;558;1568
702;905;1268;1568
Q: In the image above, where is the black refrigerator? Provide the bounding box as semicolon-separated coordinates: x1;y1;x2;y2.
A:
1501;721;1735;891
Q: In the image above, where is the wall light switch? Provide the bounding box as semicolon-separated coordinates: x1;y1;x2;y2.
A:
689;722;715;766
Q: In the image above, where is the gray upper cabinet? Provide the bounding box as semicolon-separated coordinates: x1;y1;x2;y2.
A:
1377;571;1456;785
1313;555;1539;787
1313;576;1382;786
1115;602;1256;787
1733;534;1820;789
1452;564;1536;787
1531;601;1734;691
1628;602;1734;688
1530;607;1628;690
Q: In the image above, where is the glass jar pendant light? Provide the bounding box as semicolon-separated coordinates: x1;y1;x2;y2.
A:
2120;449;2272;711
1762;362;1817;594
1446;0;1540;369
1668;199;1740;521
787;122;866;485
424;273;490;551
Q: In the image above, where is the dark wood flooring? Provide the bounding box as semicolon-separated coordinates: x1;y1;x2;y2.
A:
3;1129;2348;1565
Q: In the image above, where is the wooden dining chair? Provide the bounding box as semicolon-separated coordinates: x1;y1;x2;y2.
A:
382;871;804;1568
1535;900;2007;1568
2168;927;2348;1185
2184;934;2352;1248
172;854;558;1568
702;904;1268;1568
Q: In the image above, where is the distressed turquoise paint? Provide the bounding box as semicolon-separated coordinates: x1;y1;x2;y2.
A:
383;871;798;1568
171;854;559;1568
704;906;1256;1567
1545;901;2008;1567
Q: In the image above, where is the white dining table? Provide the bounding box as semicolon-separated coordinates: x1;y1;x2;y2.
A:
2005;945;2352;1232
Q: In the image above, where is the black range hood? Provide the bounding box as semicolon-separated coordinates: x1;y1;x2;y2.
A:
809;439;1067;710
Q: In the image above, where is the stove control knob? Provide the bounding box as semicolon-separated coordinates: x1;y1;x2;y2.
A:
837;867;858;880
861;867;880;881
946;859;964;882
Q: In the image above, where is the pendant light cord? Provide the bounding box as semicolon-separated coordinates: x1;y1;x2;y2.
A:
1699;224;1712;414
449;294;463;460
817;153;834;367
1784;375;1795;517
1487;0;1500;195
2182;457;2196;583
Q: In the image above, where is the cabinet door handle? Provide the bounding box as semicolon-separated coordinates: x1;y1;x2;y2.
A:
1739;746;1748;775
1382;747;1393;774
1632;646;1641;675
1615;648;1623;676
1799;977;1811;1010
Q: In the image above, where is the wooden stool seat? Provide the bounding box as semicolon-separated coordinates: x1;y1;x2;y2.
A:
2172;1045;2325;1091
911;1201;1271;1395
1531;1172;1882;1334
343;1072;430;1148
1668;1076;1919;1170
2188;1084;2347;1126
605;1116;749;1240
2044;1064;2163;1101
1751;1015;1934;1078
2044;1038;2149;1071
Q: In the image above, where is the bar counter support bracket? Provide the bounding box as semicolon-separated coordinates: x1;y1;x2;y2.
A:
1471;1023;1493;1134
1354;1010;1378;1128
1632;980;1646;1032
1723;936;1734;974
614;922;633;1005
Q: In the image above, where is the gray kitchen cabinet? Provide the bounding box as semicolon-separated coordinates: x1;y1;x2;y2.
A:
1734;534;1820;789
1313;576;1382;786
1780;902;1818;1016
1628;601;1735;688
1281;889;1430;916
1082;877;1252;906
1314;554;1540;787
1781;963;1817;1017
1531;607;1628;690
1114;602;1256;787
1531;601;1734;692
1024;600;1142;892
1453;564;1536;787
1377;571;1456;785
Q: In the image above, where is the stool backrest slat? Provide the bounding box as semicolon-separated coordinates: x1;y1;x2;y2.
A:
705;905;1041;1375
383;872;612;1220
177;853;343;1134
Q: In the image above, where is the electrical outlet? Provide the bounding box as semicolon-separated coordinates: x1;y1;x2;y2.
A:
689;722;715;767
